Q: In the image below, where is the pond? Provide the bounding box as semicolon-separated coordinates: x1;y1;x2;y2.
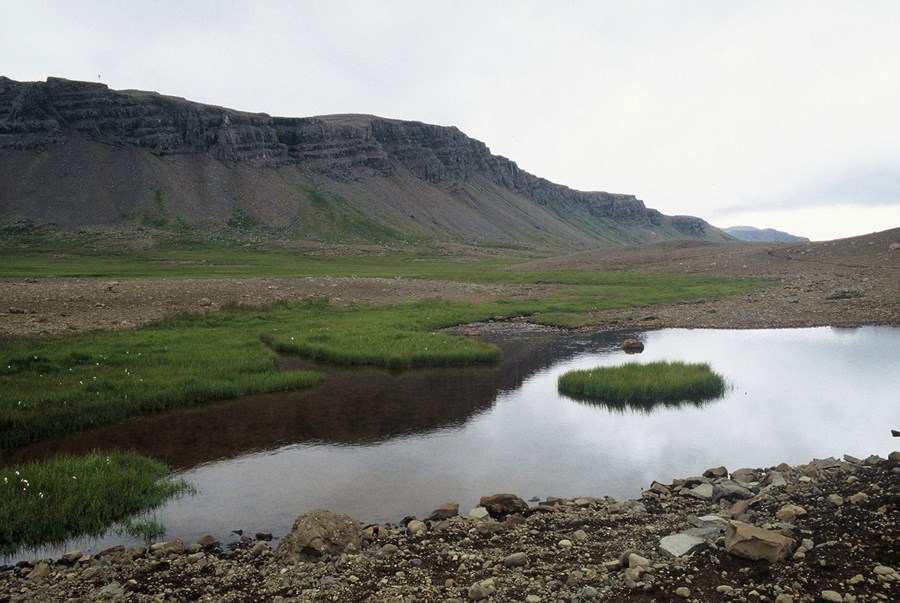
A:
5;326;899;562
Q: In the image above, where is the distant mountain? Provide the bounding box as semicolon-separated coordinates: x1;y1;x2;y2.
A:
0;76;732;249
723;226;810;243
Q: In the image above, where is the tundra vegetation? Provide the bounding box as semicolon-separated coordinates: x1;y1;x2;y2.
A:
557;361;727;409
0;234;765;552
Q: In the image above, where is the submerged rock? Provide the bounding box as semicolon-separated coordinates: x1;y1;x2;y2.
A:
621;338;645;353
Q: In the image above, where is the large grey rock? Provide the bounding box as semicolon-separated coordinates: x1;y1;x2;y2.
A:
684;483;714;500
812;457;845;470
713;481;754;502
724;520;793;562
765;471;787;488
684;526;725;540
275;509;362;563
659;533;707;558
729;468;760;484
688;514;730;530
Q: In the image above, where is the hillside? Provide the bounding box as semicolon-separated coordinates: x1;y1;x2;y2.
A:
0;77;729;250
723;225;809;242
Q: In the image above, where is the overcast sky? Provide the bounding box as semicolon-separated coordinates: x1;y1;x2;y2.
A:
3;0;899;241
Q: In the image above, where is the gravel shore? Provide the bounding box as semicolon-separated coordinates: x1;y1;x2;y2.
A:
2;453;897;602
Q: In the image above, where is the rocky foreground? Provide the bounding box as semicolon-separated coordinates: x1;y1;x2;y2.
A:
2;453;897;602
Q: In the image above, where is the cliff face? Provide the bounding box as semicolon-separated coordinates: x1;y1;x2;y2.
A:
0;77;726;248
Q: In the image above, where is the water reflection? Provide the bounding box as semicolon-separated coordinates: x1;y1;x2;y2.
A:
4;326;898;564
5;329;628;468
564;394;721;414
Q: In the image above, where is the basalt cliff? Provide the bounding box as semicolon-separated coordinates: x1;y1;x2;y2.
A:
0;77;729;249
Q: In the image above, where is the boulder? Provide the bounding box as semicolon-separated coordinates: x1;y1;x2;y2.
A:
713;481;754;502
427;502;460;521
684;483;714;500
724;521;793;562
478;493;528;519
729;468;760;484
275;509;362;563
622;338;644;353
406;520;427;536
703;466;728;479
775;504;807;523
195;534;219;550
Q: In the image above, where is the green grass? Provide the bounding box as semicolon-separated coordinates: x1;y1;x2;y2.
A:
0;300;513;450
259;300;504;368
0;309;325;451
0;452;192;555
558;361;726;408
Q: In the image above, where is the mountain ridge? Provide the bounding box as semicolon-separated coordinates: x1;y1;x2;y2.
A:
0;76;729;249
722;226;810;242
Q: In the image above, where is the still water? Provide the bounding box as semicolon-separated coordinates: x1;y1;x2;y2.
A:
7;326;899;561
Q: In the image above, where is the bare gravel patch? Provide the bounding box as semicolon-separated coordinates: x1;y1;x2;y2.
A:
0;277;535;337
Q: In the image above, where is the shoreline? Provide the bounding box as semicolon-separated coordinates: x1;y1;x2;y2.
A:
2;451;897;602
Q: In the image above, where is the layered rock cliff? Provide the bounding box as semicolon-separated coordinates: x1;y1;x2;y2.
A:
0;77;728;248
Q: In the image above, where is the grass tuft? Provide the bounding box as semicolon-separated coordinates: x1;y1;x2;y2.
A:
558;361;726;409
0;452;192;555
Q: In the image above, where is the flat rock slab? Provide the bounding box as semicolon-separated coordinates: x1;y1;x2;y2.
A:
724;520;793;562
660;533;707;558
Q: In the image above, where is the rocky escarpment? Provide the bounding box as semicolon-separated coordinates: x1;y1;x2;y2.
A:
2;453;897;602
0;77;725;247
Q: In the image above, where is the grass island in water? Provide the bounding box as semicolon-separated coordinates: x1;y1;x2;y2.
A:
558;361;726;408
